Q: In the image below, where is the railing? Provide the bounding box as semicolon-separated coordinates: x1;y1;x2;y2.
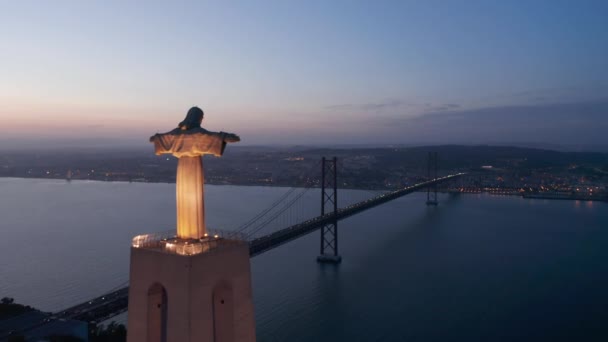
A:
131;230;176;248
132;228;247;256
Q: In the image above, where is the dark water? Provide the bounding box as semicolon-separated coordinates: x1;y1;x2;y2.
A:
1;178;608;341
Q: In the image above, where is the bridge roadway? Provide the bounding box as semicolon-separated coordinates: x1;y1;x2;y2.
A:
38;174;465;326
248;173;464;256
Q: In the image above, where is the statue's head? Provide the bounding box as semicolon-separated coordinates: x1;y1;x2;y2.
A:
178;107;204;130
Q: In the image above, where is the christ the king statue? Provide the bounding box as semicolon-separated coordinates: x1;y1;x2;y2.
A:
150;107;240;239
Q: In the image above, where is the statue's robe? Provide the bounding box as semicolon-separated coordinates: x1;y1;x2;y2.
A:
151;128;228;239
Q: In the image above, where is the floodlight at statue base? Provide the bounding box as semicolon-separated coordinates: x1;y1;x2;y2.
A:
127;231;256;342
317;254;342;264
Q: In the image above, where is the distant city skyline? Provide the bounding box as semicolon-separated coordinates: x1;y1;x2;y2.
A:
1;1;607;148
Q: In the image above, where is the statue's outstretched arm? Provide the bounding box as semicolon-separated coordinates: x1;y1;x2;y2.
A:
223;132;240;143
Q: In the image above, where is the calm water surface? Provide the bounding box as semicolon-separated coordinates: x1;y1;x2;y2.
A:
1;178;607;341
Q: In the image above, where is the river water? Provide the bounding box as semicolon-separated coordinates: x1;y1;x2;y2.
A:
1;177;607;341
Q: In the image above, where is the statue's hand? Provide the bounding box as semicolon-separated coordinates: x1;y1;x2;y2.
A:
224;133;240;143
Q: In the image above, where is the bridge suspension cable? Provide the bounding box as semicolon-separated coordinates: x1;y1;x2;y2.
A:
236;160;322;236
244;186;314;239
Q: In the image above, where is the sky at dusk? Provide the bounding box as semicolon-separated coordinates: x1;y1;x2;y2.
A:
1;0;607;148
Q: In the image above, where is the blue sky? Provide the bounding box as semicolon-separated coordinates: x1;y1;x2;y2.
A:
0;0;607;147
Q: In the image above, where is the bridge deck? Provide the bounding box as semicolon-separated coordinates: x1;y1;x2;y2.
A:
36;174;464;326
249;174;462;256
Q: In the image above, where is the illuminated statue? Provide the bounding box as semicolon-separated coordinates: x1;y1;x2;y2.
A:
150;107;240;239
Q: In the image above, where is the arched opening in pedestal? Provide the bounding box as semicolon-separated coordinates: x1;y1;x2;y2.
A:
147;283;168;342
213;283;235;342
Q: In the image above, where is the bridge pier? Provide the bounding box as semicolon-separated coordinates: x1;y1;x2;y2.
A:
426;151;439;206
317;157;342;264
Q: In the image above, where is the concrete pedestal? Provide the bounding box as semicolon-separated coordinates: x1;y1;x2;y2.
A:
126;240;256;342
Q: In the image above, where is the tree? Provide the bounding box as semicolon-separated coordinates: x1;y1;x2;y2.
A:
1;297;33;320
90;322;127;342
1;297;14;305
47;335;84;342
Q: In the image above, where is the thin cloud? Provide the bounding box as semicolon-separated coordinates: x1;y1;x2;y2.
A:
425;103;461;111
377;100;608;147
324;99;407;111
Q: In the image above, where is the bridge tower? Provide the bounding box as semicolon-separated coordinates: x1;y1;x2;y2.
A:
426;152;439;206
317;157;342;263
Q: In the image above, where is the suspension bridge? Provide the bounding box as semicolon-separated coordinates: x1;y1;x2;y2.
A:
2;154;465;337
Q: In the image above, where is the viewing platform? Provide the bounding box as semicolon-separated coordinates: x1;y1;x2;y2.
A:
131;228;247;256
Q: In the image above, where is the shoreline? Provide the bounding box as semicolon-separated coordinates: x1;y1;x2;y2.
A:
3;176;606;203
0;176;391;192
